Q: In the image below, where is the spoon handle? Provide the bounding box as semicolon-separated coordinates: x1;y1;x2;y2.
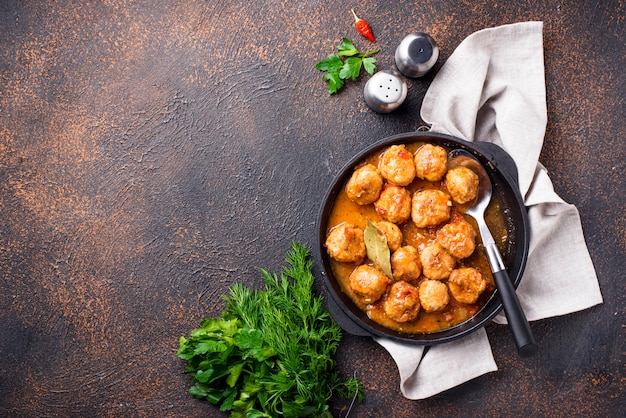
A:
488;247;538;357
479;219;537;357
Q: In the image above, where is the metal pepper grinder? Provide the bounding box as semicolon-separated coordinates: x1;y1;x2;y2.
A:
395;33;439;78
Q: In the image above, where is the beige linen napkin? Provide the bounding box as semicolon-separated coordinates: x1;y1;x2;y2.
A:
375;21;603;400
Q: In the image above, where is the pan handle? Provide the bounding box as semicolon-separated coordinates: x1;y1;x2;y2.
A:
493;268;539;357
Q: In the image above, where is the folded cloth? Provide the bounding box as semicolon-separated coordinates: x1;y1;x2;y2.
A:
375;21;603;400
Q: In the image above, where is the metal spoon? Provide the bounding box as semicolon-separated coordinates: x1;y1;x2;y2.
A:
449;149;538;357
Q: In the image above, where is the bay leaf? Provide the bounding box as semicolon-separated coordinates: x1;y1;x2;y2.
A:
364;219;393;280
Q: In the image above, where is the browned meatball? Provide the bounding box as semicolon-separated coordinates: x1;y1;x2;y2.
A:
414;144;448;182
437;219;477;259
345;163;384;205
374;185;412;224
349;265;391;304
379;144;416;186
384;281;421;322
375;220;403;252
420;242;456;280
448;267;487;304
411;189;452;228
419;279;450;312
391;246;421;281
325;223;366;263
446;166;479;204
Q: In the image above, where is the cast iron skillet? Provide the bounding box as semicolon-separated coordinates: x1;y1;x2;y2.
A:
316;131;530;345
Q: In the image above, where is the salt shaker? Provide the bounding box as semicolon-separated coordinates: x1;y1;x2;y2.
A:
363;69;408;113
395;33;439;78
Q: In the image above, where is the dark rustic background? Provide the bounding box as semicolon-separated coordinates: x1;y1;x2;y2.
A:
1;1;624;417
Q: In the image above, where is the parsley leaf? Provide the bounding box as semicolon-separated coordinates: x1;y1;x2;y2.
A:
340;56;364;80
178;242;363;418
315;54;344;95
315;38;379;94
314;53;343;72
362;56;377;75
336;38;359;57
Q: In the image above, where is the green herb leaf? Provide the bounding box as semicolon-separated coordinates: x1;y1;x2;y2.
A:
364;219;393;279
336;38;359;57
315;54;344;95
340;56;364;81
315;38;379;94
225;363;244;388
362;57;377;75
194;340;227;355
194;369;214;383
188;382;211;399
322;71;344;95
314;53;343;72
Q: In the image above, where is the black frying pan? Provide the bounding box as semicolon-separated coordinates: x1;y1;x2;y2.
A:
316;131;530;345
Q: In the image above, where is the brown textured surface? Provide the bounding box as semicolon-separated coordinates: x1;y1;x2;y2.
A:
1;1;624;417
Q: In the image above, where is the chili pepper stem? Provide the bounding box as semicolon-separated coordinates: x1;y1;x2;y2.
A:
351;9;359;22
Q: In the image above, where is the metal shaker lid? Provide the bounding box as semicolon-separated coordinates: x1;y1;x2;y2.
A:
395;33;439;78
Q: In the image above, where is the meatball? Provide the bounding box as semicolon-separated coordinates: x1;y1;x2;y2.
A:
374;185;412;224
414;144;448;182
411;189;452;228
349;265;391;304
325;223;366;263
391;246;422;281
446;166;479;204
448;267;487;304
375;221;403;252
419;279;450;312
379;145;416;186
437;219;477;259
420;242;456;280
345;163;384;205
384;281;421;322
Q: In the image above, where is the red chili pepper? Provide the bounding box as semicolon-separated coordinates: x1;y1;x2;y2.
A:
351;9;376;43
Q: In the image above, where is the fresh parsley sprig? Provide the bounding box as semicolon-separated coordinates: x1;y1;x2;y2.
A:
177;242;363;418
316;38;379;94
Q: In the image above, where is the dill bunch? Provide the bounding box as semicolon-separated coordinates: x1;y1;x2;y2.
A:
177;241;363;418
